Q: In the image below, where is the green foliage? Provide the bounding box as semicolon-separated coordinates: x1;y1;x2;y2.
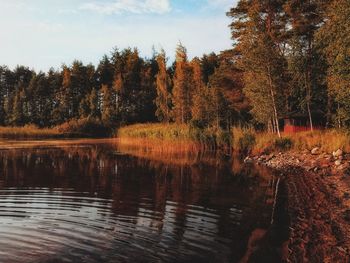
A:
317;0;350;128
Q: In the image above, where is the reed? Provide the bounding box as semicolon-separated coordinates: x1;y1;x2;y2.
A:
117;123;231;148
0;125;61;139
117;123;192;140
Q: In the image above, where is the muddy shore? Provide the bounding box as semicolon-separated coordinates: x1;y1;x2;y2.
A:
246;149;350;262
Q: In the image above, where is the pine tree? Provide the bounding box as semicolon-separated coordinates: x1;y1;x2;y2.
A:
11;89;25;126
155;49;171;122
61;66;73;120
228;0;288;137
209;51;249;128
190;58;207;126
101;84;115;125
317;0;350;127
284;0;327;131
172;43;193;124
88;88;99;118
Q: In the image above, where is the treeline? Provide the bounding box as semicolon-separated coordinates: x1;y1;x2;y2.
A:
1;0;349;136
228;0;350;134
0;46;248;131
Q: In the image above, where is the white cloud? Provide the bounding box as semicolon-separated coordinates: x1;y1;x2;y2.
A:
207;0;237;9
80;0;171;15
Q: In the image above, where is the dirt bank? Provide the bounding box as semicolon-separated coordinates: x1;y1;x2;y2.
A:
248;150;350;262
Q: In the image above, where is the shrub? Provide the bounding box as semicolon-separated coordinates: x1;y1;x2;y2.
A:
238;132;256;154
232;127;256;152
216;129;232;147
274;137;293;151
57;117;112;137
0;125;60;138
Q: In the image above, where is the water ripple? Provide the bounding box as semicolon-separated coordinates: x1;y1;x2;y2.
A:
0;188;248;263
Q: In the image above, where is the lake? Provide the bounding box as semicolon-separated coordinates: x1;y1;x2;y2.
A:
0;139;281;263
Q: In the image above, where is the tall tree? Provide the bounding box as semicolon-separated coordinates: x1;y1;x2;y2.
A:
101;84;115;125
284;0;327;130
190;57;208;125
11;89;25;126
172;43;193;124
317;0;350;127
155;49;171;122
209;50;250;128
228;0;288;137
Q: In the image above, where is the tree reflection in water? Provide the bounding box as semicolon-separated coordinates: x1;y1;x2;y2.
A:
0;139;277;263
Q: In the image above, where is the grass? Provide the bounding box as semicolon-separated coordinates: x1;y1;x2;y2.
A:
117;123;192;140
118;124;350;154
232;127;350;154
0;125;61;139
0;118;113;139
3;122;348;155
117;123;231;148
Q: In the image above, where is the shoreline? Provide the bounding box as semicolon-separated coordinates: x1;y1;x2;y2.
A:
1;134;349;260
248;150;350;262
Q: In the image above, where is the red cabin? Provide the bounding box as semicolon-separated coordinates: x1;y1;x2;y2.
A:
282;112;324;133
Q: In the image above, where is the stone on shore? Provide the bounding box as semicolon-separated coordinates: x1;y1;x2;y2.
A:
311;147;320;155
335;160;342;166
244;156;253;163
333;149;343;158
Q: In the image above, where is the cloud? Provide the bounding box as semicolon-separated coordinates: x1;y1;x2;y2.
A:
80;0;171;15
207;0;237;9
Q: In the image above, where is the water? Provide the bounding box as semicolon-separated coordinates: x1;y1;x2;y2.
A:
0;139;277;263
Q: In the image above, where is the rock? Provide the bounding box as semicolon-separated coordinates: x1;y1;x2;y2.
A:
344;210;350;222
337;163;350;170
265;153;275;162
335;160;342;166
258;155;267;161
244;156;253;163
343;192;350;199
320;163;330;169
311;147;320;155
333;149;343;158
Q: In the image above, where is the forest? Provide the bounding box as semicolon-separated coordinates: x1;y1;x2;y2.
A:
0;0;349;138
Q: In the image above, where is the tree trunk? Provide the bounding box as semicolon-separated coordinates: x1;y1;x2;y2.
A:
267;66;281;138
338;103;341;129
306;97;313;131
306;38;314;132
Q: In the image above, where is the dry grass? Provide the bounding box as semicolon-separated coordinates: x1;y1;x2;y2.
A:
289;130;350;153
117;123;231;148
0;125;61;139
232;127;350;154
117;123;192;140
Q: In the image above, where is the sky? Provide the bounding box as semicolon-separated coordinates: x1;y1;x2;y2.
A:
0;0;238;71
